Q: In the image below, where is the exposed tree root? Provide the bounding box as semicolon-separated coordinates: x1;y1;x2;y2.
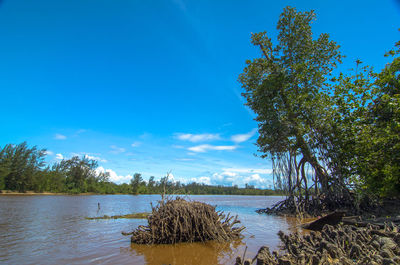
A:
125;197;245;244
256;193;377;218
236;223;400;265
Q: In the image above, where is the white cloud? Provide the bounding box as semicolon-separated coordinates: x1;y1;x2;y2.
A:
55;153;64;160
191;176;211;185
190;168;273;189
231;129;257;144
188;144;236;153
96;167;132;184
54;133;67;140
210;171;271;188
176;133;220;142
166;173;175;182
110;145;126;154
131;142;141;148
220;171;237;177
243;174;266;184
44;150;54;156
84;154;107;163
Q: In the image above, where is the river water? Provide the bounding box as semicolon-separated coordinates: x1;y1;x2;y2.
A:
0;195;306;264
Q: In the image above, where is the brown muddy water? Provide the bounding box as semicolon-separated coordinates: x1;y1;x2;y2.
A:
0;195;307;264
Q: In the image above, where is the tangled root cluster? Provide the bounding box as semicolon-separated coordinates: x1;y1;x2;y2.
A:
130;197;245;244
250;223;400;265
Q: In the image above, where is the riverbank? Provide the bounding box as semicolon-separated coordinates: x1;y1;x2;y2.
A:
0;190;284;196
0;190;121;195
0;190;68;195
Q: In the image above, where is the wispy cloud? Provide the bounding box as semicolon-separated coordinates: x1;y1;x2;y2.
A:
55;153;64;160
231;129;257;144
176;133;220;142
188;144;236;153
172;0;187;12
44;150;54;156
54;133;67;140
222;167;273;175
172;145;185;149
84;154;107;163
131;141;141;148
73;129;87;136
175;158;195;161
139;133;152;140
110;145;126;154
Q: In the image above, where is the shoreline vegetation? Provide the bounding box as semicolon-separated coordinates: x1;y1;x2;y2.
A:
0;190;107;196
0;142;283;196
0;188;284;196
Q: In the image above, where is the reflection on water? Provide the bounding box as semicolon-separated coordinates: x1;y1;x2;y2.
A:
128;239;244;265
283;215;317;234
0;195;309;264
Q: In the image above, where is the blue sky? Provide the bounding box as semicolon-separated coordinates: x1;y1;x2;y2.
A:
0;0;399;187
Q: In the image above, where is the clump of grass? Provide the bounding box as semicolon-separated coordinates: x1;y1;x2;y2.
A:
126;197;245;244
86;212;149;220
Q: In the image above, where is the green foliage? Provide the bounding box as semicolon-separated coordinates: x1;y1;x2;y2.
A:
58;156;98;192
358;41;400;196
240;6;400;199
240;7;341;161
0;142;46;192
130;173;143;194
0;143;119;194
239;6;343;201
321;63;376;183
323;41;400;197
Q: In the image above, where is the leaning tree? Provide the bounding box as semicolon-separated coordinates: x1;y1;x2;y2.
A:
239;7;351;215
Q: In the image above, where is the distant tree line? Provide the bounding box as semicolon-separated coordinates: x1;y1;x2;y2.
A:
129;172;282;196
0;142;281;195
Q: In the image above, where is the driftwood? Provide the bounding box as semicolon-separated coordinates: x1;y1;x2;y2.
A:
301;211;346;231
341;215;400;229
236;223;400;265
125;197;245;244
301;212;400;231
